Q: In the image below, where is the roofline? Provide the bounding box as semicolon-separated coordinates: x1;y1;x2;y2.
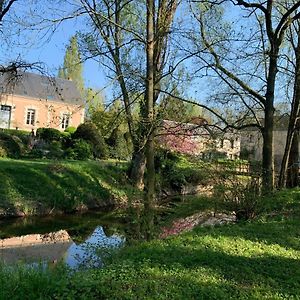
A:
1;92;85;107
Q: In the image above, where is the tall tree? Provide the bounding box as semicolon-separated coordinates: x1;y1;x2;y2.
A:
279;20;300;188
75;0;178;192
190;0;300;192
78;0;146;188
58;35;85;95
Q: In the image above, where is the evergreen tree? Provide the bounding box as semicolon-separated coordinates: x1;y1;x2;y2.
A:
58;35;84;95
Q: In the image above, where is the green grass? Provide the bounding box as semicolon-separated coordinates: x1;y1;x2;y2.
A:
1;189;300;299
0;158;137;216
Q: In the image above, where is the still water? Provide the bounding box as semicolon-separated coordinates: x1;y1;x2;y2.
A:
0;212;126;268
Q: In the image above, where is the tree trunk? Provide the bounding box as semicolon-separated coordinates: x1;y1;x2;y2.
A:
262;51;277;192
287;126;299;187
129;148;146;189
279;28;300;188
142;0;155;240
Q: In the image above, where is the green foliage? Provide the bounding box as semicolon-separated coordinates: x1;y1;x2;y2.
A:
64;126;76;135
159;96;203;123
85;87;105;115
73;122;108;159
46;141;64;159
65;139;93;160
1;189;300;299
2;129;30;144
0;132;25;158
36;128;62;142
155;150;209;192
214;175;261;220
0;159;133;216
106;127;131;160
0;145;7;157
58;35;84;95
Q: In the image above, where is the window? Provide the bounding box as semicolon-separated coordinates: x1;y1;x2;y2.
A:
230;139;234;149
26;109;35;125
1;105;11;112
61;113;70;129
220;139;224;148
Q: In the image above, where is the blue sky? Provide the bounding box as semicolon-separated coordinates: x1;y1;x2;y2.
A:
0;7;107;93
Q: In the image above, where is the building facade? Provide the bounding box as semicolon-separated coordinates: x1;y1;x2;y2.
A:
241;129;294;169
0;72;85;131
159;120;241;159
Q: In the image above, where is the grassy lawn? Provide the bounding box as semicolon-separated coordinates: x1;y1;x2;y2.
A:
0;158;136;216
1;189;300;299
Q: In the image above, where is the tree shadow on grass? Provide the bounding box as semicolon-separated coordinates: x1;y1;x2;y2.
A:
192;220;300;253
110;239;300;299
0;159;132;215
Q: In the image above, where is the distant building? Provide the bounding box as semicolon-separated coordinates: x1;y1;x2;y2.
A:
240;116;293;169
158;120;240;159
0;72;85;131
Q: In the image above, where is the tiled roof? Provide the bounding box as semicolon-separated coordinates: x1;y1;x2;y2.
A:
0;72;84;105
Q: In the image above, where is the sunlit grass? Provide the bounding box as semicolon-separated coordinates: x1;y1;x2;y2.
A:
0;158;134;216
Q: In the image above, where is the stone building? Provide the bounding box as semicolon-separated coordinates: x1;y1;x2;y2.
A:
240;116;293;169
159;120;240;159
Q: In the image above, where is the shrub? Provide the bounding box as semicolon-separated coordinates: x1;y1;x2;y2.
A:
0;145;7;157
65;139;93;160
73;122;108;159
64;126;76;135
214;175;261;221
28;148;44;158
2;129;30;144
0;132;25;158
47;141;64;159
155;149;208;192
106;128;131;160
36;128;62;142
168;170;187;192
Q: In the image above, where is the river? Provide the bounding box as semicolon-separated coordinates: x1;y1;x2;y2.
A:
0;212;126;268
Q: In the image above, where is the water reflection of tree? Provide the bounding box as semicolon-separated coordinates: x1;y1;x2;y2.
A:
124;205;157;243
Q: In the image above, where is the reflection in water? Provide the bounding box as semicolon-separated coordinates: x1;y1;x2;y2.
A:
0;226;124;269
65;227;124;268
0;203;162;268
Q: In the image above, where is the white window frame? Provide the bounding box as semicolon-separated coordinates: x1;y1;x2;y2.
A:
26;108;36;126
61;113;70;130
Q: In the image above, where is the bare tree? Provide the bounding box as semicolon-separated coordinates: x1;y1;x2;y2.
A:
189;0;300;192
279;20;300;188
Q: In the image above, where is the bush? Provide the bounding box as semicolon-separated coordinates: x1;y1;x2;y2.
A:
0;132;25;158
64;126;76;135
36;128;62;142
155;149;207;192
65;139;93;160
28;148;44;158
106;128;131;160
214;175;261;221
0;145;7;157
73;122;108;159
47;141;64;159
2;129;30;144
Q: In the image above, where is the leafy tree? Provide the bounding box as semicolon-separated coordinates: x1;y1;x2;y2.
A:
159;96;204;123
73;121;108;159
58;35;85;96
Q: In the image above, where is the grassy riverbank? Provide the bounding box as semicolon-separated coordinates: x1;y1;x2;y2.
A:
1;189;300;299
0;158;136;217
